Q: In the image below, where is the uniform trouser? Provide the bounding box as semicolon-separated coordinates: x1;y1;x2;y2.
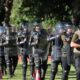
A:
50;60;61;80
22;54;28;80
5;54;13;76
0;56;3;73
41;59;47;80
62;57;70;80
29;55;35;80
74;54;80;80
34;53;48;80
2;56;6;74
5;54;18;77
0;47;6;75
0;56;6;74
12;56;18;75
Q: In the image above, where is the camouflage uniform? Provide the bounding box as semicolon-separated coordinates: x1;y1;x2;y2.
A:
17;23;30;80
71;29;80;80
47;32;63;80
29;28;48;80
0;25;6;75
61;31;73;80
4;26;18;78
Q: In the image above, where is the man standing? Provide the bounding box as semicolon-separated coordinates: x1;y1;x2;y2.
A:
71;25;80;80
47;22;63;80
17;20;30;80
0;23;6;79
61;24;73;80
4;25;18;78
29;22;48;80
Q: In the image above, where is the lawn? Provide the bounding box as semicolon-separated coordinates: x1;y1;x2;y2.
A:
3;63;76;80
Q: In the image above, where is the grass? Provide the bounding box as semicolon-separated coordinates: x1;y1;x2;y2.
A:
3;62;76;80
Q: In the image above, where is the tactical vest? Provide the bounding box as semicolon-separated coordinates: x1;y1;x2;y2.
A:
73;30;80;54
4;31;18;56
33;30;48;60
51;35;62;61
33;30;48;50
17;31;28;48
7;32;17;47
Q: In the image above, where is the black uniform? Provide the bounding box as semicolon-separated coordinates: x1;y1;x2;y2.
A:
61;31;73;80
0;25;6;76
17;27;30;80
4;26;18;78
29;28;48;80
47;31;63;80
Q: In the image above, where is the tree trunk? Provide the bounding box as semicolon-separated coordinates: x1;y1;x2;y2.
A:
4;0;13;24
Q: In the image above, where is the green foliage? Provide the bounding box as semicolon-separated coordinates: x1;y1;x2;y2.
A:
42;18;58;29
10;0;36;26
10;0;80;26
10;0;23;26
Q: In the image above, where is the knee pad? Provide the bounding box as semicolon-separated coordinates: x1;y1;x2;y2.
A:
35;60;40;69
51;65;57;73
23;64;27;68
51;69;57;74
30;59;34;66
63;70;68;74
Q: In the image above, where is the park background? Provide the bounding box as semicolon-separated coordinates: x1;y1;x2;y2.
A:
0;0;80;80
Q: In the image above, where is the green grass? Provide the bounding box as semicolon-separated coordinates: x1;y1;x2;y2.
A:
3;63;76;80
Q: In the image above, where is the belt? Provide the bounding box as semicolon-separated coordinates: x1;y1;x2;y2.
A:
62;52;67;57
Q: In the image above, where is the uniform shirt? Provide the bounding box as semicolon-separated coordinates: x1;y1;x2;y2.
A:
4;31;18;56
71;30;80;54
0;26;6;56
61;32;73;65
30;29;48;51
29;29;49;60
17;30;30;55
71;33;78;42
47;33;63;61
61;32;73;53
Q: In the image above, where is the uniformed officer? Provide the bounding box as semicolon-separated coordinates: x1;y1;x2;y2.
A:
71;24;80;80
4;24;18;78
47;22;63;80
61;23;73;80
0;23;6;78
29;28;36;80
29;22;48;80
17;20;30;80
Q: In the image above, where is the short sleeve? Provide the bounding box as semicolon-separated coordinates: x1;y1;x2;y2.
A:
61;35;66;41
71;33;78;42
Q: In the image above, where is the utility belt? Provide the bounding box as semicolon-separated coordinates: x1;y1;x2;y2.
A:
34;49;45;54
62;52;67;57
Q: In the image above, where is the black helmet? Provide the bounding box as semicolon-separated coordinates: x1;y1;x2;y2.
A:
55;21;73;33
55;22;66;33
20;20;29;31
64;23;73;30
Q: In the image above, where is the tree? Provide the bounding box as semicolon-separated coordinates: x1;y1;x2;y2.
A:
0;0;5;23
4;0;13;24
10;0;80;25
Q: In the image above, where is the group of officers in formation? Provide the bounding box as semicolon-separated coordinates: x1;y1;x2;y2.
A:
0;18;80;80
